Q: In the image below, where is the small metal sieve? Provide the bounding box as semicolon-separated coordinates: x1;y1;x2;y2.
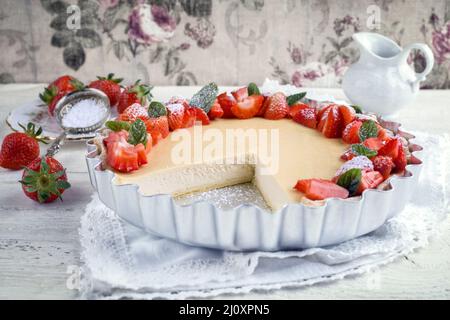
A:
46;88;110;157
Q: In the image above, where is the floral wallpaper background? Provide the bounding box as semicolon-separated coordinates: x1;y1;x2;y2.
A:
0;0;449;88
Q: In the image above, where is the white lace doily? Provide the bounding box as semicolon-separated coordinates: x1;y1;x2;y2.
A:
78;132;449;299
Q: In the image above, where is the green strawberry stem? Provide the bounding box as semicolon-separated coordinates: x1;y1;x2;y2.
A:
20;158;70;203
97;73;123;84
130;80;153;105
18;122;48;144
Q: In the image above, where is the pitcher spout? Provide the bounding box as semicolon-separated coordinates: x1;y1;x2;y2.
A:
353;32;402;61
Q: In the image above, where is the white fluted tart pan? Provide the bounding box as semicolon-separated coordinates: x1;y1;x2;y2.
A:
85;121;423;251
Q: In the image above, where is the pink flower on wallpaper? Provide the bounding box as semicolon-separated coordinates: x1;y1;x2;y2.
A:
332;58;349;77
128;4;176;45
98;0;119;8
432;21;450;64
291;69;323;87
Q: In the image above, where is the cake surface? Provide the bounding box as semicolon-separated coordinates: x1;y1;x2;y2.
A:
112;118;348;210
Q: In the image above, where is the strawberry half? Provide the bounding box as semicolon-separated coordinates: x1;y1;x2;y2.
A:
356;170;384;194
393;145;407;172
231;95;264;119
317;104;343;138
339;105;356;127
194;107;210;125
122;103;149;122
292;107;317;128
263;92;289;120
288;102;309;118
167;103;186;131
231;87;248;102
144;116;169;145
207;100;224;120
378;138;400;159
294;178;349;200
342;120;363;144
362;137;384;151
372;155;394;180
217;92;236;118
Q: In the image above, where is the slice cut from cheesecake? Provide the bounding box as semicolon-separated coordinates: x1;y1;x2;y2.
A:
112;118;348;211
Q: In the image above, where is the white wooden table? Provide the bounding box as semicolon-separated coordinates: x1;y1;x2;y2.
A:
0;84;449;300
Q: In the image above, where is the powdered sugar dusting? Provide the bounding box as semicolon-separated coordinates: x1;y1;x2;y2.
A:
166;103;184;114
334;156;374;177
174;183;270;211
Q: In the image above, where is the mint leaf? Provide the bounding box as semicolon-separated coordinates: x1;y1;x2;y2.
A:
350;105;363;114
286;92;307;106
337;168;362;196
359;120;378;142
247;82;260;96
190;82;218;113
351;144;377;158
148;101;167;118
127;119;148;147
105;120;131;132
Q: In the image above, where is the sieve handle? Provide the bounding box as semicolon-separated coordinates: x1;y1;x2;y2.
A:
46;132;67;157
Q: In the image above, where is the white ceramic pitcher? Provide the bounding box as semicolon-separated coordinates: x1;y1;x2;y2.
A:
342;32;434;116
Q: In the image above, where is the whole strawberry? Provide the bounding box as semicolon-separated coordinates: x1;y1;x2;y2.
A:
0;123;47;170
20;156;70;203
117;80;153;114
40;75;84;116
88;73;123;107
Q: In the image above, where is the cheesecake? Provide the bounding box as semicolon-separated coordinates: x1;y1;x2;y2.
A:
112;118;348;211
100;83;410;213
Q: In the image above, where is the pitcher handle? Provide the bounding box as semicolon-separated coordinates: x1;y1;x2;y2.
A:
400;43;434;85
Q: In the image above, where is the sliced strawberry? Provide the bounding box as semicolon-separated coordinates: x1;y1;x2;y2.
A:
372;155;394;180
231;87;248;102
166;103;185;131
182;106;197;128
122;103;149;122
376;123;390;141
292;107;317;128
317;104;332;120
342;120;363;144
194;107;210;125
338;105;356;127
294;179;311;194
288;102;309;118
340;149;355;161
134;142;150;165
144;116;169;145
378;138;400;159
231;95;264;119
393;145;407;172
317;105;343;138
207;100;224;120
263;92;289;120
217;92;236;118
105;130;150;173
356;170;384;194
362;137;384;151
294;178;349;200
254;94;267;117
